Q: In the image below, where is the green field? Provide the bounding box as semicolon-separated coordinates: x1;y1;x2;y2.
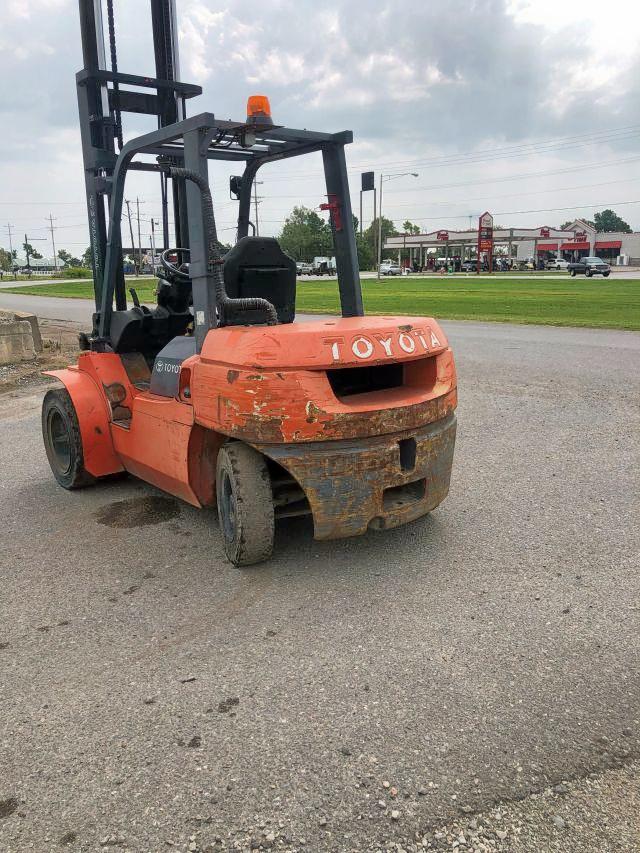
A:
4;276;640;330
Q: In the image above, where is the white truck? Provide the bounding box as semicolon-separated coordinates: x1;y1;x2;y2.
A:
312;256;337;275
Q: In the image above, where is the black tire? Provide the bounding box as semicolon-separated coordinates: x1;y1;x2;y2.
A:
585;268;591;277
42;388;95;489
216;442;275;567
603;271;610;277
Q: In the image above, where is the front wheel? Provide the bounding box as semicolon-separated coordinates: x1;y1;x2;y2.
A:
603;271;610;277
585;269;591;277
216;442;275;566
42;388;95;489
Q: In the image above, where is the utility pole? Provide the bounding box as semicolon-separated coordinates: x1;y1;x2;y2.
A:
23;233;46;278
150;218;157;274
124;200;138;276
4;223;14;271
253;180;264;236
136;197;143;274
47;214;58;271
5;223;14;257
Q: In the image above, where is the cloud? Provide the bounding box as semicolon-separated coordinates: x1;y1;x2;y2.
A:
1;0;639;253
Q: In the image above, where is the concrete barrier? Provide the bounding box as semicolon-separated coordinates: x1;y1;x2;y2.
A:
8;310;42;352
0;310;42;365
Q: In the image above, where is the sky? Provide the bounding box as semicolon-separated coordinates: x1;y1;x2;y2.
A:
1;0;640;260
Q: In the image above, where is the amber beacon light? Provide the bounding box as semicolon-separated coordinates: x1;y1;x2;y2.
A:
246;95;273;127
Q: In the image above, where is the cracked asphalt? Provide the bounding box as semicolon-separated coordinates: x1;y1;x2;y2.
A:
0;320;639;852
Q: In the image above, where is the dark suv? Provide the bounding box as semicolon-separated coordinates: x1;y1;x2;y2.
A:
567;256;611;277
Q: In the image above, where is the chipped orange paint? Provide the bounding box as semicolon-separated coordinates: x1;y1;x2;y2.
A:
192;317;456;444
50;315;457;535
44;363;124;478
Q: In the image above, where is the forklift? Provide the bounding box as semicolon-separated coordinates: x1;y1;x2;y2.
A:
42;0;458;566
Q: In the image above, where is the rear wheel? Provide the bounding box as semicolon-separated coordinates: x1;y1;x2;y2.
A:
216;442;275;567
42;388;94;489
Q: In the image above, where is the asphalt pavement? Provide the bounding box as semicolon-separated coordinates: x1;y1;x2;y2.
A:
0;320;639;852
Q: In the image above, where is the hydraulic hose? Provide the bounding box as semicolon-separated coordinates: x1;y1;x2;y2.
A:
168;167;278;326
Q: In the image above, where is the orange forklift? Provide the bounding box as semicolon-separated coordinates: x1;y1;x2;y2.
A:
42;0;457;565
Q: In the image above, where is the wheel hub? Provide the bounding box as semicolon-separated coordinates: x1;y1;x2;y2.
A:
48;410;72;475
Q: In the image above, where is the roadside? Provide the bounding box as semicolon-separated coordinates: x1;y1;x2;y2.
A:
2;276;639;330
0;318;80;394
416;759;639;852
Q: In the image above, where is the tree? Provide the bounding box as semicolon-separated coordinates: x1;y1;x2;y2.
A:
82;246;93;268
278;206;332;261
402;220;421;235
559;218;594;230
593;209;632;233
355;233;374;270
0;248;12;271
363;216;398;263
57;248;82;267
23;241;43;261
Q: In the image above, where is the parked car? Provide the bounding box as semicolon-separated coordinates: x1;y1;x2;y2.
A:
379;261;402;276
296;262;313;275
546;258;570;270
567;256;611;277
461;259;478;272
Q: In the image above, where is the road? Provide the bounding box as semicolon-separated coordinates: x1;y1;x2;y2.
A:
1;320;639;852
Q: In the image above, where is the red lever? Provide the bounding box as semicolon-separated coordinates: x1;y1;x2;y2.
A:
319;194;343;231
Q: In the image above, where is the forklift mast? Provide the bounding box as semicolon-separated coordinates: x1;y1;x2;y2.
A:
77;0;199;306
76;0;363;352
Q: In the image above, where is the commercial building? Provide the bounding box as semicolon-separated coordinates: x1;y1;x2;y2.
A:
517;219;640;265
384;218;640;266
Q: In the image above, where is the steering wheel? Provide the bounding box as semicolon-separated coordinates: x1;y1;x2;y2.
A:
161;248;190;281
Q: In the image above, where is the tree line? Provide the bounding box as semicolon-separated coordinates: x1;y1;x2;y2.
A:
276;206;426;270
0;208;633;274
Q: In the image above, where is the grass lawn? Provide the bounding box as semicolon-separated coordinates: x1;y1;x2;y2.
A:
4;276;640;330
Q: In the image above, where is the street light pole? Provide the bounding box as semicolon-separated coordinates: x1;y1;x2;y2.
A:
376;172;418;281
377;176;384;281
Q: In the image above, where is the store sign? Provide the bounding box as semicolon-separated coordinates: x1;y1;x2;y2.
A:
478;211;494;254
574;231;587;241
540;227;550;238
436;230;449;241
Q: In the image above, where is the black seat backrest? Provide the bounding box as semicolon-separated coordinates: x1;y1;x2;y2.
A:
223;236;296;325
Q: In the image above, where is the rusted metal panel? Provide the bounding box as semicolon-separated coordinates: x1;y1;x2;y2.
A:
255;415;457;540
192;347;456;444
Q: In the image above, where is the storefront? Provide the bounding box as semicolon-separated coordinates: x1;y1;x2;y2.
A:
384;218;640;267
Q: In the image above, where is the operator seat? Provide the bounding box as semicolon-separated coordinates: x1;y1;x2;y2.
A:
223;237;296;325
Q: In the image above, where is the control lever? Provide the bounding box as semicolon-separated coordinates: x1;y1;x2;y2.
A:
129;287;141;308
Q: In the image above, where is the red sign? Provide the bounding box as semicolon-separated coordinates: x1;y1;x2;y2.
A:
478;211;494;265
540;227;550;238
436;230;449;241
574;230;587;240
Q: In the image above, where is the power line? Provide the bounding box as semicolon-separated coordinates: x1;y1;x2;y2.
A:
380;176;640;210
399;198;640;222
255;125;640;181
